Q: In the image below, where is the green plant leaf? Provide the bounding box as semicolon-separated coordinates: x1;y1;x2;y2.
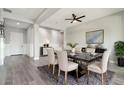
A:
114;41;124;58
67;43;78;48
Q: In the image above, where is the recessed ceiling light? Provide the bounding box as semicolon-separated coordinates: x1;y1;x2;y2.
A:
16;22;20;25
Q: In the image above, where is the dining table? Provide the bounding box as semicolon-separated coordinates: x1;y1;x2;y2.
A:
67;51;103;84
67;52;103;64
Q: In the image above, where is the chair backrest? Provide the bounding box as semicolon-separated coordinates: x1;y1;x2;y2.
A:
75;47;82;53
101;51;110;73
47;48;55;64
54;47;63;53
54;47;63;51
57;51;68;71
86;48;95;54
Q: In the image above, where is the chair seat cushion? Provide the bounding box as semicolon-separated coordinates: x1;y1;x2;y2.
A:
68;61;78;71
88;62;102;74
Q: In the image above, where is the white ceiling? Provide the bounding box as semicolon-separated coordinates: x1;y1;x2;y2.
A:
3;8;59;29
5;18;31;29
8;8;45;20
2;8;124;30
41;8;124;30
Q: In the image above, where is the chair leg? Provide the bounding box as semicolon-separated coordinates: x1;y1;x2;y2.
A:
64;71;67;84
52;65;55;75
76;68;78;82
105;72;108;84
58;68;60;81
105;72;107;77
48;64;50;70
88;70;90;76
101;73;104;85
87;70;90;85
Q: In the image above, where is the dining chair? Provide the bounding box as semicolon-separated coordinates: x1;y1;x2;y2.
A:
57;51;78;84
47;48;58;75
86;48;95;54
87;50;110;84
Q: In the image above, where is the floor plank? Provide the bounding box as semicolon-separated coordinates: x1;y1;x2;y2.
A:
0;55;54;85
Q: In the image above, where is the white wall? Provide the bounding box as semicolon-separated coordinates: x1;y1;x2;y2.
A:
33;24;40;60
66;11;124;62
27;26;34;57
0;38;5;65
39;28;64;49
5;26;27;56
26;26;64;60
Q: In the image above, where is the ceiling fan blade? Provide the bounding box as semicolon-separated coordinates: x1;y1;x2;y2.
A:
72;14;76;18
76;19;82;22
71;20;74;23
76;15;85;19
65;18;73;20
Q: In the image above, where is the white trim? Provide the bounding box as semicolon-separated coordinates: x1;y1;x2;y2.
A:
35;8;60;24
0;62;4;66
0;38;5;66
33;57;39;60
109;60;116;63
3;12;34;24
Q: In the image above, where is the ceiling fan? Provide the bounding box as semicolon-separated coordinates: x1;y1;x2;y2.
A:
65;13;85;23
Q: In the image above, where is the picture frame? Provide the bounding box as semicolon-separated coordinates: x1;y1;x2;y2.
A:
86;29;104;44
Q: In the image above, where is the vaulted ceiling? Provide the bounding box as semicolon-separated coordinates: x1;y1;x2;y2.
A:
1;8;124;30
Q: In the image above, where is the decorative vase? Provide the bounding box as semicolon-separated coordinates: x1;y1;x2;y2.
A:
72;48;75;53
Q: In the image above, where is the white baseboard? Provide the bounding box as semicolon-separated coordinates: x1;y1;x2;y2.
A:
109;60;116;63
33;57;39;60
0;63;4;66
0;61;4;66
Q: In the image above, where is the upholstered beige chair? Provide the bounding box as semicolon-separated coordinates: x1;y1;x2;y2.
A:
75;47;82;53
47;48;58;75
86;48;95;54
87;51;110;84
57;51;78;84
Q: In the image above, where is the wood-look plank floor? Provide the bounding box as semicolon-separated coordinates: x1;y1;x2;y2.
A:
0;55;55;85
0;55;124;85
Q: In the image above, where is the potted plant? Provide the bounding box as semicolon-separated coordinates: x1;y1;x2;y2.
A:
67;43;78;53
114;41;124;67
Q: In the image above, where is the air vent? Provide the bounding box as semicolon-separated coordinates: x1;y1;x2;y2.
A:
3;8;12;13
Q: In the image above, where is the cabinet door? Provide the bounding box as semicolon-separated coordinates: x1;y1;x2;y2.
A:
43;48;48;55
